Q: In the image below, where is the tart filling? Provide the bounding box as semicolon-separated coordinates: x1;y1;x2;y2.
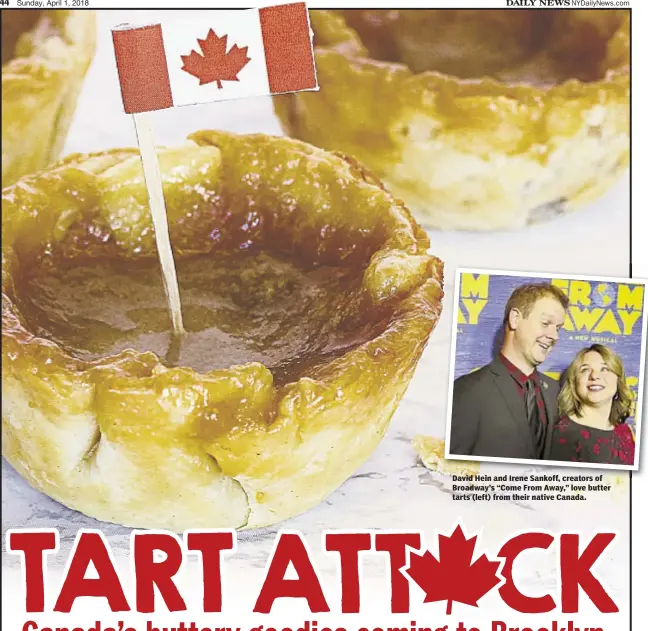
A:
338;9;614;85
16;250;384;386
2;10;44;65
2;131;444;530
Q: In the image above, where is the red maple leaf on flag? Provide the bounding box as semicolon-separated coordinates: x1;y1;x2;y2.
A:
180;29;251;88
405;525;501;614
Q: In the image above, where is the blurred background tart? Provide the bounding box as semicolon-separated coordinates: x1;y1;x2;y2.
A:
274;9;629;231
1;10;96;186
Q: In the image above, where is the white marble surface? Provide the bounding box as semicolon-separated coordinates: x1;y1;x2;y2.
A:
1;10;632;622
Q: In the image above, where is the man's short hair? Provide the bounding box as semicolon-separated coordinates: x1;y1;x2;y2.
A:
503;283;569;327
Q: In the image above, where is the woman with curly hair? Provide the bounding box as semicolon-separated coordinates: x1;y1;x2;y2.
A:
550;344;635;465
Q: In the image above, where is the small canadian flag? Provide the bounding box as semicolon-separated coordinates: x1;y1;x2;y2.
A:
112;3;318;113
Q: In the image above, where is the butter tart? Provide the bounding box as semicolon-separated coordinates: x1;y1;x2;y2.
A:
274;10;629;230
1;10;96;186
2;131;444;530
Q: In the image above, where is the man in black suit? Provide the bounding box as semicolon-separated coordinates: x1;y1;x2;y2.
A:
449;283;569;460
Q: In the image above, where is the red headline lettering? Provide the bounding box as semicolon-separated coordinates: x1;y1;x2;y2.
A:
5;528;618;615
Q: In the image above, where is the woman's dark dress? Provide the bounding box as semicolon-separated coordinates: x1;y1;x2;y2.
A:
550;416;635;465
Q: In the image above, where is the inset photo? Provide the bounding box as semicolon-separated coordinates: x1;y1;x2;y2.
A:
446;270;647;470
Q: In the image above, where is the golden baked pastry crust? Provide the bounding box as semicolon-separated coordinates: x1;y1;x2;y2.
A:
2;131;444;530
413;435;479;477
1;10;96;186
274;10;629;230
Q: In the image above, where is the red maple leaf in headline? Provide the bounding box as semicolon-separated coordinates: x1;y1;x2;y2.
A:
180;29;251;88
405;525;501;614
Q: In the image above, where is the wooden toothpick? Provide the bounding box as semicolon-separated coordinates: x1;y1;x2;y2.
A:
132;112;185;335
